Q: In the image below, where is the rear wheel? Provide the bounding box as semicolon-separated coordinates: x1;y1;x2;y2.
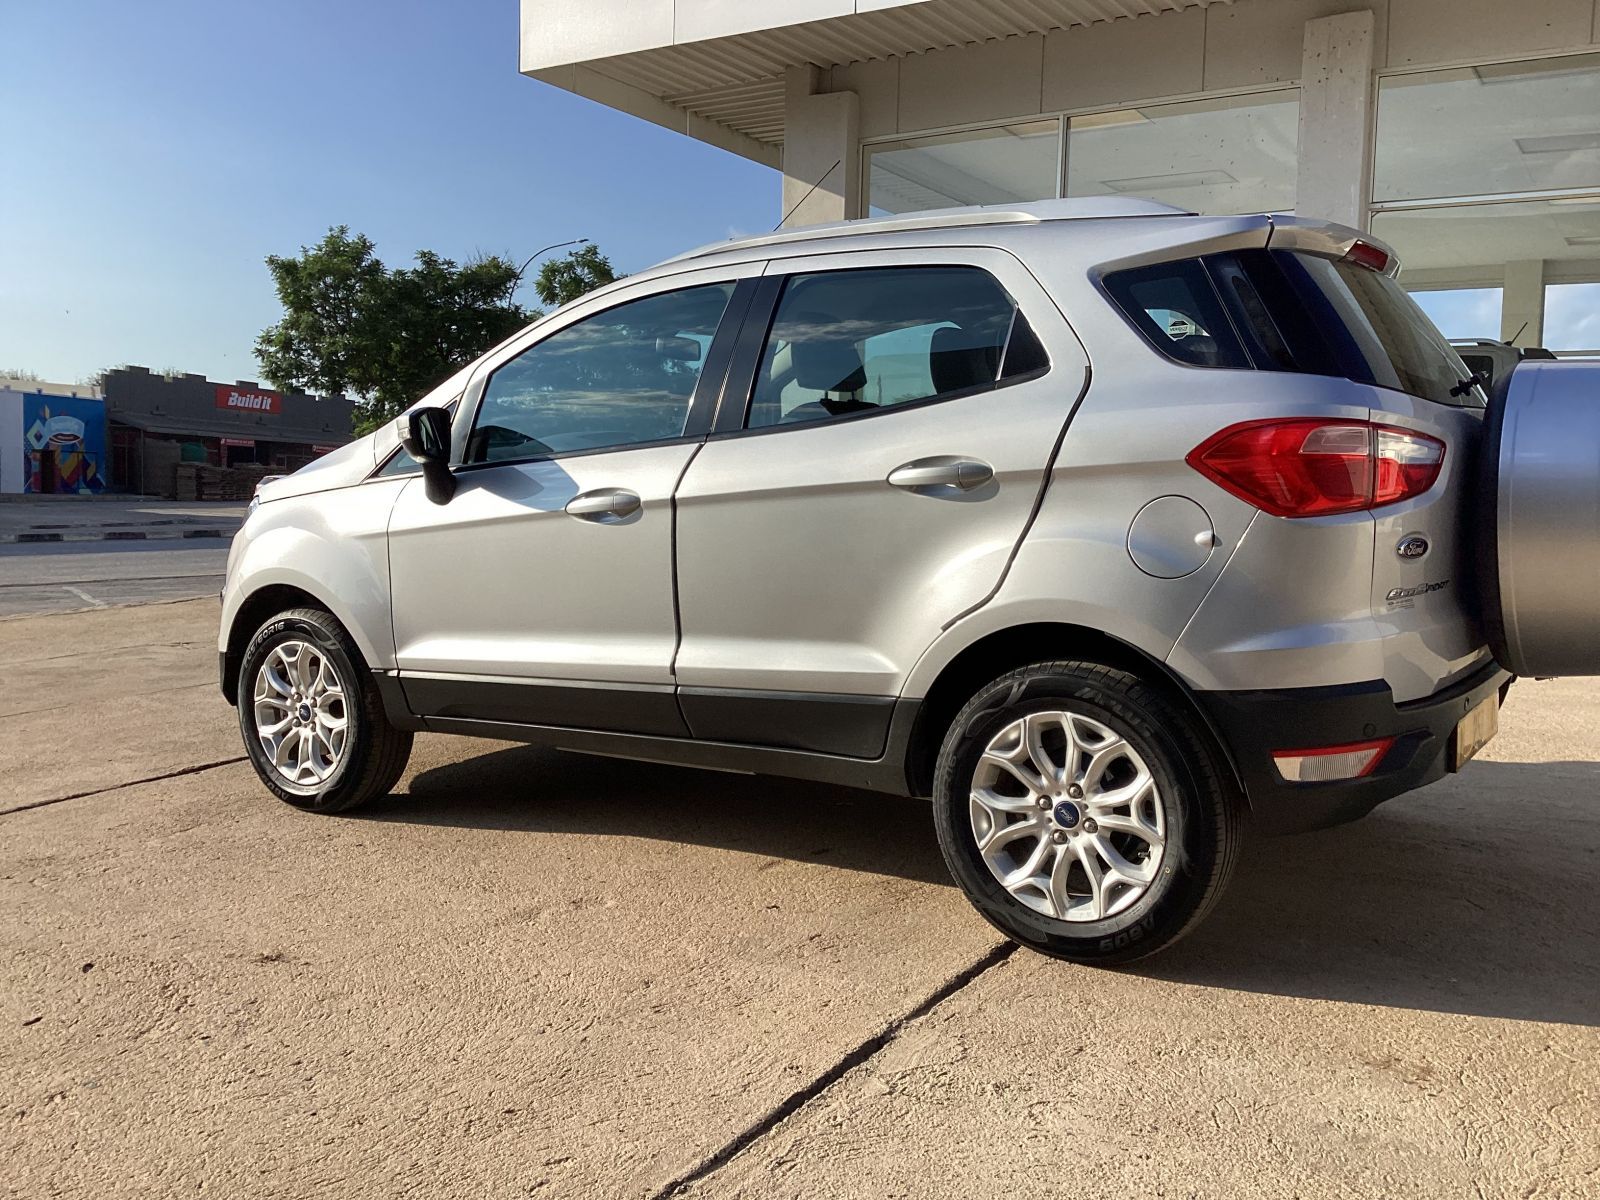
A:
933;660;1242;965
237;607;412;814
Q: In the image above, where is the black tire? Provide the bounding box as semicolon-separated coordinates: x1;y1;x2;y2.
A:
933;660;1243;966
236;607;412;814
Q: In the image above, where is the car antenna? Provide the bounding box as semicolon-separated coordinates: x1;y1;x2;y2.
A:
1508;320;1528;346
774;159;842;231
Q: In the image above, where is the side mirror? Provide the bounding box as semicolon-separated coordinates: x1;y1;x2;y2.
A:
402;406;456;504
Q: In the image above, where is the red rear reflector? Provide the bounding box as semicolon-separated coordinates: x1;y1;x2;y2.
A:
1187;419;1444;518
1273;738;1394;782
1343;240;1390;272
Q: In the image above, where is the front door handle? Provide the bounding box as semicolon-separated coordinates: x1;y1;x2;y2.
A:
565;488;642;521
887;457;994;493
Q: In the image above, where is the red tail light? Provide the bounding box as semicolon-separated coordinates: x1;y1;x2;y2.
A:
1187;419;1445;517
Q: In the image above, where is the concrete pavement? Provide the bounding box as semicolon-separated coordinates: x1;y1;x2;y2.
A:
2;599;1596;1198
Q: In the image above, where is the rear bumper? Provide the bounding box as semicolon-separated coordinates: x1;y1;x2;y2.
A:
1195;660;1511;834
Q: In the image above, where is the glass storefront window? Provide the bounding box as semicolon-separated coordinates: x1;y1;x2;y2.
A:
865;120;1060;216
1409;288;1504;342
1373;197;1600;294
1065;91;1298;214
1374;53;1600;204
1544;283;1600;354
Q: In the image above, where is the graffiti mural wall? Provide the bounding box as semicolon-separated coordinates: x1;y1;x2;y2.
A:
23;393;107;494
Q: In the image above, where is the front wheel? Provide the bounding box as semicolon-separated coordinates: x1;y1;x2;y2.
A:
237;607;413;814
933;660;1243;965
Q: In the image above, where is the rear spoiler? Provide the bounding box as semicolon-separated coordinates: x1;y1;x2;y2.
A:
1266;216;1402;279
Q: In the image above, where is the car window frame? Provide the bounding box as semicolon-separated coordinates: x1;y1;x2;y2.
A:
447;263;765;474
708;250;1055;441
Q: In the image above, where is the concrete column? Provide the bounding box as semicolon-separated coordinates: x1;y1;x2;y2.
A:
781;64;861;227
1501;260;1547;347
1296;10;1376;230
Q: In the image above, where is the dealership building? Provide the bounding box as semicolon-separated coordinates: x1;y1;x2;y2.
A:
523;0;1600;354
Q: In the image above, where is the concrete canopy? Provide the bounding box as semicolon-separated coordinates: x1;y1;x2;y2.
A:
520;0;1236;167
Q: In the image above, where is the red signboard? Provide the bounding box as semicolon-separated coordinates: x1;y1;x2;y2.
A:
220;438;255;448
215;385;281;415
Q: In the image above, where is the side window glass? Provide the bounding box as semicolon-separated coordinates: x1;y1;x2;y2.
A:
1103;260;1250;369
746;266;1038;429
467;283;734;464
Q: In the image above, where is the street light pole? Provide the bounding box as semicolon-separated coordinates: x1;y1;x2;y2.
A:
516;237;589;282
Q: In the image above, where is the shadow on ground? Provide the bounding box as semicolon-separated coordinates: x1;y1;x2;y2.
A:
373;747;1599;1026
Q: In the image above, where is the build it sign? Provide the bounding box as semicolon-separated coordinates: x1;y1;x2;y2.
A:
215;385;281;415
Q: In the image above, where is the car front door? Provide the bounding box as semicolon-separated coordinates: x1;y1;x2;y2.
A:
672;248;1089;756
387;268;756;735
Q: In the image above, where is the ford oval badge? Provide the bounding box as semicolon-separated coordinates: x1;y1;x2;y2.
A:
1397;535;1430;559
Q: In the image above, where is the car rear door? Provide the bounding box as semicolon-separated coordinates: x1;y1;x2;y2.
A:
671;246;1089;756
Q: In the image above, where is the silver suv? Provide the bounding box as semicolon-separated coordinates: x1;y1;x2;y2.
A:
220;199;1599;963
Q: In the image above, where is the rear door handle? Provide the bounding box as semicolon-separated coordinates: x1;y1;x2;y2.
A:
887;457;994;493
565;488;642;521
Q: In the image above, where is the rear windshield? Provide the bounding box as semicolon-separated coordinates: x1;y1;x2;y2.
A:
1280;252;1485;408
1102;249;1486;409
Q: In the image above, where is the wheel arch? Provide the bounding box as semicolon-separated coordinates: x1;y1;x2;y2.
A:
901;621;1245;803
222;583;345;706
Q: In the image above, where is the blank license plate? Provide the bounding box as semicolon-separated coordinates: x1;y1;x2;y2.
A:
1451;696;1499;771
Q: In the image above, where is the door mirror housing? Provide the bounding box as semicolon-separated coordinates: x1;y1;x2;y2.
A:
403;406;452;463
402;406;456;504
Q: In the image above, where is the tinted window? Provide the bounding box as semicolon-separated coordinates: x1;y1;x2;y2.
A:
746;266;1041;429
468;283;733;463
1280;253;1485;408
1102;259;1250;369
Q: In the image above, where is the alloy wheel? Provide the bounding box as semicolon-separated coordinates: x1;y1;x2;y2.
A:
969;710;1167;922
252;639;349;788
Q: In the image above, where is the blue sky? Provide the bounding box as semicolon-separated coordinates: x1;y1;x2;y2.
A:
0;0;776;385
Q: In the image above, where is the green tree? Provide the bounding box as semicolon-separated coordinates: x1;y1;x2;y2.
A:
533;243;619;308
256;227;535;432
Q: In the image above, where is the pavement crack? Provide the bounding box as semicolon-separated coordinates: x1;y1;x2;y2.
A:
0;756;248;817
647;941;1016;1199
0;639;208;668
2;681;213;719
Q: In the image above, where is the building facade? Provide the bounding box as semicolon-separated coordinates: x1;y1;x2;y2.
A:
0;377;107;496
101;367;353;495
522;0;1600;354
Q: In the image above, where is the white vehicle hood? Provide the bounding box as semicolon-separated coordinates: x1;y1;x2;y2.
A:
253;435;379;504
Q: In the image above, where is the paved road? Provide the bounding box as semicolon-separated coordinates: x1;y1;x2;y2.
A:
0;499;245;538
2;599;1596;1198
0;539;229;617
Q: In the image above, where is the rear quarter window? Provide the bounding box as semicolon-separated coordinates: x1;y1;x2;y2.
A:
1101;260;1250;369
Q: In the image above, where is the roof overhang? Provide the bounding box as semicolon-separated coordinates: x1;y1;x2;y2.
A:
522;0;1234;166
110;412;351;445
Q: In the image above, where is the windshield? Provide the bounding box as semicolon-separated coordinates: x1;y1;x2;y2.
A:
1283;252;1486;408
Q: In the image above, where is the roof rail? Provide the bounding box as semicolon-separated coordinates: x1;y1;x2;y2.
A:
663;197;1193;264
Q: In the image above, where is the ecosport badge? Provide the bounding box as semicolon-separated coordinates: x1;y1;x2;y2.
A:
1386;579;1450;607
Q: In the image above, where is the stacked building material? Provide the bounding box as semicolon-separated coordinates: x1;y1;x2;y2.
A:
174;463;278;501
